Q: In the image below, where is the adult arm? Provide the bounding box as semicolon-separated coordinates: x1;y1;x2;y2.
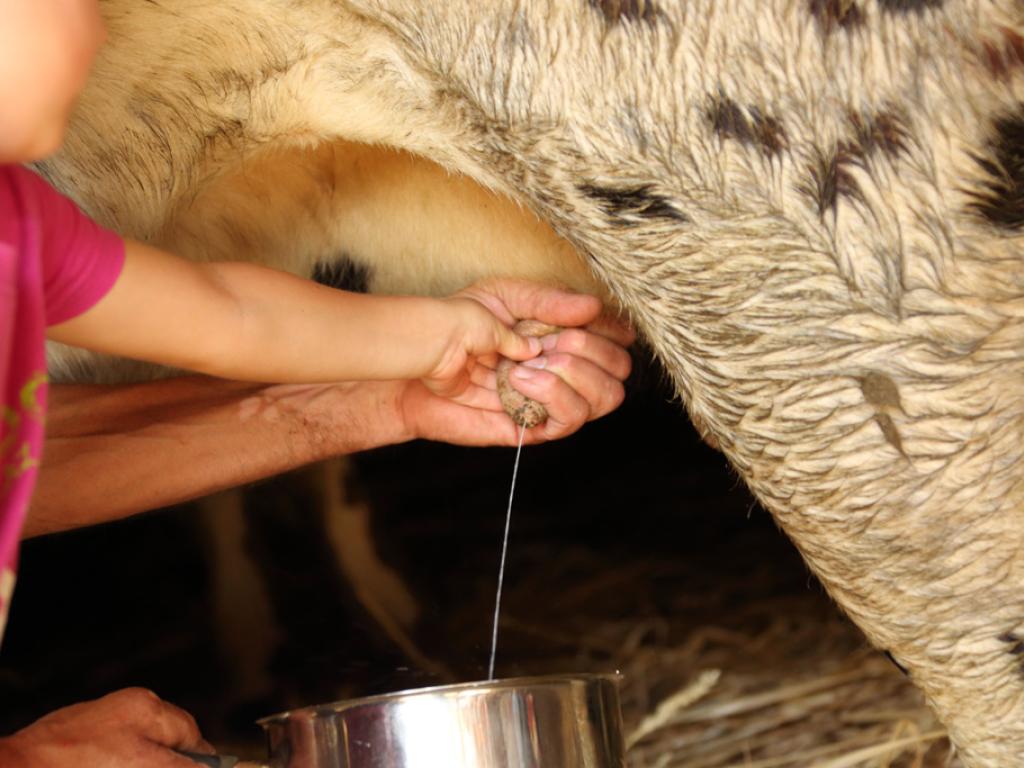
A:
26;375;410;538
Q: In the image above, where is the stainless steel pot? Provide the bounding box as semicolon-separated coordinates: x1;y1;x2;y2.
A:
180;673;625;768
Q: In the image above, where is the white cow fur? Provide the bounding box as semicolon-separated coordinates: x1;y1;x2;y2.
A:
41;1;1024;764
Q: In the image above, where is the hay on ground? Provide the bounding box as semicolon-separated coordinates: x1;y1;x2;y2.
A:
493;543;962;768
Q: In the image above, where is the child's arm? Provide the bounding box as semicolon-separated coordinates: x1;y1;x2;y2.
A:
48;238;544;384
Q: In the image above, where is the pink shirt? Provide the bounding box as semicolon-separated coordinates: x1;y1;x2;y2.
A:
0;165;125;643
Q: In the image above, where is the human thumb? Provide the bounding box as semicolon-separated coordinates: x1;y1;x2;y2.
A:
499;319;563;362
499;328;543;362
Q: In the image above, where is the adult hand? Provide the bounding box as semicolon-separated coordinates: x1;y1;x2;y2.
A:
0;688;213;768
400;278;634;445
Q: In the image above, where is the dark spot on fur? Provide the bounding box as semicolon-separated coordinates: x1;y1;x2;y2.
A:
847;108;911;159
998;632;1024;676
884;650;909;676
874;413;906;455
802;110;908;216
802;108;911;217
802;147;861;216
707;94;789;156
860;372;904;410
806;152;838;215
808;0;865;33
579;183;689;225
708;95;749;140
750;111;789;155
968;106;1024;229
313;258;371;293
979;27;1024;81
589;0;659;23
877;0;945;12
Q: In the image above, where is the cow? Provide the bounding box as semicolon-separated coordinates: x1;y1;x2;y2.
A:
39;1;1024;764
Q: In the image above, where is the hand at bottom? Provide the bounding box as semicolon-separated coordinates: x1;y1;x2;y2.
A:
0;688;213;768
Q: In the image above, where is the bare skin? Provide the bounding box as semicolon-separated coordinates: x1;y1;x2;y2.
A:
0;689;213;768
29;305;632;537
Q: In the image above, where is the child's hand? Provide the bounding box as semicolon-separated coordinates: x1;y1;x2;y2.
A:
419;294;543;400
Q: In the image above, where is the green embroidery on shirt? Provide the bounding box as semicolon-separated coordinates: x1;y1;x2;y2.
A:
0;371;47;500
5;443;37;479
0;441;38;499
19;371;47;420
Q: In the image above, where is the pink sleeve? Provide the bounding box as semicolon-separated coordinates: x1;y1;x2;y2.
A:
12;166;126;326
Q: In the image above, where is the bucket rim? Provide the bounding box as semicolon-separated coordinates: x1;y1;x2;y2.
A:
256;671;622;725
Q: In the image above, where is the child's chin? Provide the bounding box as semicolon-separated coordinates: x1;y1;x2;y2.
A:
22;120;68;163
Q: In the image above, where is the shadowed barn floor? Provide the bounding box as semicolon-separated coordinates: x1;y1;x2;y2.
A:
0;360;957;766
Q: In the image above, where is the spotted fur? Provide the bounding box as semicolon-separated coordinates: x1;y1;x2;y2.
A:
312;258;372;293
808;0;865;32
802;147;863;215
978;26;1024;80
706;93;789;156
845;108;911;160
970;106;1024;229
998;632;1024;679
578;183;689;224
588;0;659;23
877;0;946;11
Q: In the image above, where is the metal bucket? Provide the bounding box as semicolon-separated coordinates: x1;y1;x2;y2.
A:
183;673;625;768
